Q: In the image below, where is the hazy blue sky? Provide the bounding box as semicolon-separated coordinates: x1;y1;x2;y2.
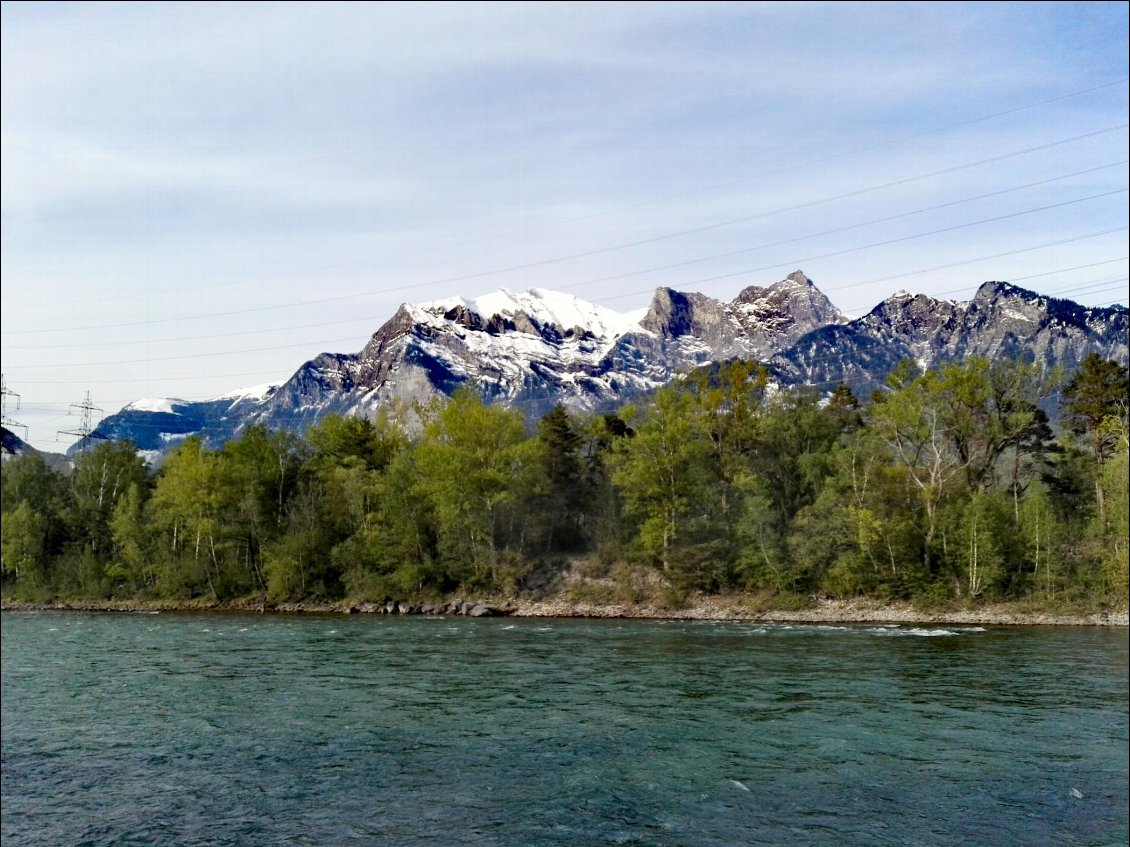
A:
2;1;1127;450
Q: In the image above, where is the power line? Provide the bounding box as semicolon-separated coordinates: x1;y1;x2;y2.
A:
593;226;1129;304
18;161;1126;355
616;188;1129;292
5;122;1127;337
367;77;1130;259
8;334;373;370
1007;257;1130;283
9;255;1123;386
5;244;1125;392
6;188;1127;374
9;185;1127;371
822;227;1130;295
15;370;293;386
23;312;391;351
7;76;1124;317
559;164;1129;294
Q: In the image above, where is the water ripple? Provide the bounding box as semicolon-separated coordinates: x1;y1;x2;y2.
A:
2;613;1127;847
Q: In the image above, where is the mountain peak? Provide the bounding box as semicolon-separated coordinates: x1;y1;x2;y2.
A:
733;271;847;332
973;279;1047;304
783;269;813;287
639;287;701;337
415;287;643;341
735;269;813;303
92;276;1128;457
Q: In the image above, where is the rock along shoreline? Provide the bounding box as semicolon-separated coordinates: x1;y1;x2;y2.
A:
1;595;1126;627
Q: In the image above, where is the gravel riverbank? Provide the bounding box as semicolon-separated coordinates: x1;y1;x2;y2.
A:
510;596;1129;626
2;596;1126;626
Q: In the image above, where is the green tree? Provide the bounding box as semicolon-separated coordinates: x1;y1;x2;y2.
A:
220;425;306;590
532;404;587;552
750;387;843;533
1095;441;1129;596
611;386;715;578
263;475;341;600
306;410;407;472
107;482;153;593
686;360;766;545
1062;354;1129;527
941;490;1013;598
1;452;71;573
2;452;67;517
147;437;225;598
574;412;634;557
338;445;443;599
413;389;534;588
987;358;1058;517
69;440;150;561
2;502;49;588
787;430;925;598
921;357;1057;498
1018;479;1062;599
868;364;966;575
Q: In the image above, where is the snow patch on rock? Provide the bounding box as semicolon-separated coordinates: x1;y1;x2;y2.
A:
125;398;182;414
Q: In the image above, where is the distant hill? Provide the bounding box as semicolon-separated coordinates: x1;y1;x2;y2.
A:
2;426;72;472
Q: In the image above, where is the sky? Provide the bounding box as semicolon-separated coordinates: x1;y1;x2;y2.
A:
2;1;1128;451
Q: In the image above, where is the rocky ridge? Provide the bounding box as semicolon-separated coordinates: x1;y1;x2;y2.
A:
84;272;1128;457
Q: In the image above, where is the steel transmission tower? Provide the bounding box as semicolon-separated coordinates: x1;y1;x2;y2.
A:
58;390;107;454
1;375;29;441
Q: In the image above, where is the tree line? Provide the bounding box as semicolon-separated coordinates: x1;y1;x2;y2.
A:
2;353;1127;607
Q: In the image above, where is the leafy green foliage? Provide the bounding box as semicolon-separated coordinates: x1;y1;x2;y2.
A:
2;355;1126;607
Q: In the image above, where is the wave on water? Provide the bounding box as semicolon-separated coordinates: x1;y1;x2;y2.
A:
870;627;960;637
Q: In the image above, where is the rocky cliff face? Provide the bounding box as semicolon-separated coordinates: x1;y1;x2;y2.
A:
637;270;846;360
86;272;1128;458
770;280;1129;398
220;271;847;443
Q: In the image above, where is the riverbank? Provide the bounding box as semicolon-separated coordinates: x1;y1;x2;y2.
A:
511;596;1129;626
2;595;1126;626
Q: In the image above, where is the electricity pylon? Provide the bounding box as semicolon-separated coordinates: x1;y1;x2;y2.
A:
58;390;107;454
1;374;29;441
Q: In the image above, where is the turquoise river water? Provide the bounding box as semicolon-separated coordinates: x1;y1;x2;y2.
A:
1;612;1127;846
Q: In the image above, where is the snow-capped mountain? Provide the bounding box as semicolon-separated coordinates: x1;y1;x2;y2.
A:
84;271;1127;457
91;384;283;459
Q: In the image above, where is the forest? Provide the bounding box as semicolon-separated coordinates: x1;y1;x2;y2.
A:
2;353;1127;609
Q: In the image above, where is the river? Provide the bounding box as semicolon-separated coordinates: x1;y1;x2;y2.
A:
2;612;1127;846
